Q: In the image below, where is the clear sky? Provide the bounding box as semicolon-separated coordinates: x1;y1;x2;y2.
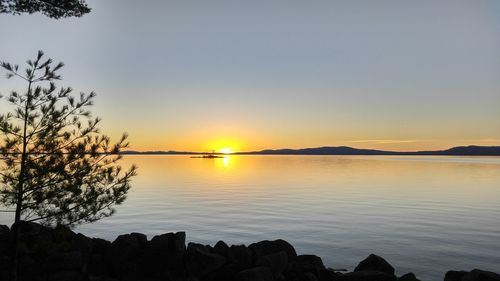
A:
1;0;499;152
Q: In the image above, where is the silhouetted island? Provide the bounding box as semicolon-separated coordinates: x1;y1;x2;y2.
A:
1;221;498;281
121;145;500;156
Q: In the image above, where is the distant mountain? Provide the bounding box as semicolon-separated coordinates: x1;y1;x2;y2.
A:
121;145;500;156
414;145;500;156
241;146;399;155
242;145;500;156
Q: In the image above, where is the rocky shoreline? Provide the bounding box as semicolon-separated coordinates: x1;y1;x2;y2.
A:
0;222;498;281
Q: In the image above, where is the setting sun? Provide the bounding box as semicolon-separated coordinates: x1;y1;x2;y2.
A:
219;148;233;154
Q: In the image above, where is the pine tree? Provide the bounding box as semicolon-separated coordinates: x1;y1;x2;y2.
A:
0;0;90;18
0;50;137;280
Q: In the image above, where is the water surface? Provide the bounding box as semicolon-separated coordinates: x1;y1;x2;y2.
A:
5;155;500;280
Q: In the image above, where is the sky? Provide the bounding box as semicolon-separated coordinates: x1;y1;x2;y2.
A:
1;0;499;152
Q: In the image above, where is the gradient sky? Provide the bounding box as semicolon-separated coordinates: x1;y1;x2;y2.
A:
1;0;499;152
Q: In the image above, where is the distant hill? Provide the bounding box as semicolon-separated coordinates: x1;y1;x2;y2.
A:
241;145;500;156
121;145;500;156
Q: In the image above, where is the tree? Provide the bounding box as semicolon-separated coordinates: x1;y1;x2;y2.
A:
0;0;90;18
0;51;137;279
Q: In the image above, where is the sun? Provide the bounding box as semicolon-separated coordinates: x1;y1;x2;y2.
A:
219;147;233;154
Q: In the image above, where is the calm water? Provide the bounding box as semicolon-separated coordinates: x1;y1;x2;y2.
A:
4;155;500;280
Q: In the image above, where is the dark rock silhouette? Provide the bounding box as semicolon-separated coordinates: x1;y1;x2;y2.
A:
336;270;397;281
399;272;421;281
0;221;498;281
445;269;500;281
354;254;395;275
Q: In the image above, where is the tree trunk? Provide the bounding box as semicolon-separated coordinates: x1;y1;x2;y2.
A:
11;78;32;281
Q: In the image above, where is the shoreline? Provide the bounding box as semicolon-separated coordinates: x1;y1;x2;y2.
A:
1;222;498;281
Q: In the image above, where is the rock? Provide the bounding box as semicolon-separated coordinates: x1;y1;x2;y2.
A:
287;255;329;281
237;266;275;281
303;271;319;281
229;245;253;270
399;272;421;281
51;225;76;242
214;240;230;257
319;268;341;281
142;231;186;278
0;225;10;255
215;263;240;281
354;254;395;275
109;233;142;258
74;233;92;254
292;255;326;272
463;269;500;281
0;225;10;241
12;221;47;236
18;255;43;281
256;251;288;276
249;239;297;261
0;269;9;281
108;234;143;281
130;232;147;249
88;253;107;276
45;251;83;272
14;221;52;254
336;270;398;281
445;271;469;281
186;242;226;278
148;231;186;268
0;256;11;271
47;270;83;281
91;238;111;255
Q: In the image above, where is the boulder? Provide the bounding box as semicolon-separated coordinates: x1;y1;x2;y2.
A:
51;225;76;242
319;268;341;281
462;269;500;281
91;238;111;255
214;240;230;258
445;271;469;281
256;251;288;276
249;239;297;261
303;271;319;281
147;231;186;268
108;234;143;281
142;231;186;278
73;233;92;255
12;221;48;236
292;255;325;272
88;253;107;276
288;255;329;281
14;221;52;254
18;255;43;281
45;251;83;272
0;225;10;255
186;242;226;278
130;232;147;249
354;254;395;275
215;263;240;281
237;266;275;281
0;255;11;271
0;225;10;241
336;270;398;281
399;272;421;281
47;270;84;281
229;245;253;270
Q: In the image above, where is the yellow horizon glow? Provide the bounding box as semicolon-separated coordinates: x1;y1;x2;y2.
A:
219;148;233;154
